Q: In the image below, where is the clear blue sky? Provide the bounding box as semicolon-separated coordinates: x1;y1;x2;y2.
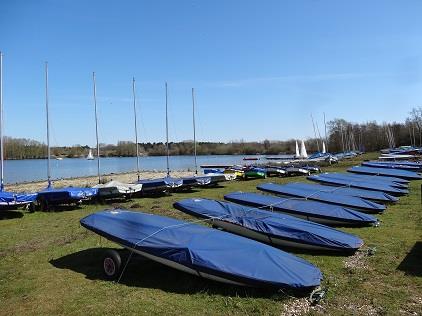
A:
1;0;421;146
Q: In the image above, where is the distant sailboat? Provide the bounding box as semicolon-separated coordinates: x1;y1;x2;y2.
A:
295;140;300;158
87;148;94;160
322;141;326;154
300;140;308;158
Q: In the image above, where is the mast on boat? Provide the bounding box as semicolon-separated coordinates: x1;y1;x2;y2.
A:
45;62;52;187
323;112;328;152
310;114;320;152
192;88;198;175
92;72;101;184
165;82;170;177
132;77;140;181
0;52;4;191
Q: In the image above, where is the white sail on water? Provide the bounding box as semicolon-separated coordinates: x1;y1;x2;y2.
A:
87;149;94;160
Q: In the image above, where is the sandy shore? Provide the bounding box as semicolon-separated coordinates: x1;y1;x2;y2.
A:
5;170;194;193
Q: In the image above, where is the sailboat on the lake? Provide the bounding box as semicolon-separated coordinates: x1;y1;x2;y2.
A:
86;148;94;160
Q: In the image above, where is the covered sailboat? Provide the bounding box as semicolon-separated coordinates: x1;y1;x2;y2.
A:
90;75;143;199
312;172;409;186
284;182;398;203
36;63;98;210
257;182;386;213
348;166;422;180
136;83;184;192
174;198;364;253
361;161;422;172
80;209;322;289
224;191;378;226
177;88;225;188
308;173;409;195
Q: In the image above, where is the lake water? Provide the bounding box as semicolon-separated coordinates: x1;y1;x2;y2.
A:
2;155;251;184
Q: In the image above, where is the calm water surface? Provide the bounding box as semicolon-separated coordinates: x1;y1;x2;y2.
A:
3;155;251;184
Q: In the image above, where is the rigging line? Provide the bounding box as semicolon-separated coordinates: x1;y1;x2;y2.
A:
132;77;140;181
0;52;4;191
165;82;170;176
45;62;51;187
117;212;230;283
92;72;101;184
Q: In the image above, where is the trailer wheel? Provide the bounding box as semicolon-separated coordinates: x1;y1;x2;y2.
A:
103;249;122;280
37;197;49;212
28;203;36;213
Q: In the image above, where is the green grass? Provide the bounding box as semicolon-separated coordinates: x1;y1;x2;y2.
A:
0;153;421;315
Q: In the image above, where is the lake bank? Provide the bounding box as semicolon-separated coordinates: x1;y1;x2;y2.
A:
6;170;194;193
0;155;247;184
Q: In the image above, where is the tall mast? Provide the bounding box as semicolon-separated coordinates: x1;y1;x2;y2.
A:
192;88;198;175
132;77;140;181
45;62;52;187
323;112;328;152
165;82;170;176
311;114;320;152
0;52;4;191
92;72;101;184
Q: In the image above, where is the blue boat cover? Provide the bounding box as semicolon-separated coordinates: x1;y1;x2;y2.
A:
37;186;98;203
15;192;38;203
203;169;223;174
0;191;18;204
174;198;363;251
308;174;408;195
0;191;37;205
362;161;421;171
282;182;398;203
314;172;409;186
224;192;377;225
181;176;212;186
137;176;183;190
80;210;322;289
369;160;422;168
257;183;385;213
348;166;422;180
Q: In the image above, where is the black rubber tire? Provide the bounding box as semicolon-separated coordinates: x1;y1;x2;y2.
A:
102;249;122;280
28;203;36;213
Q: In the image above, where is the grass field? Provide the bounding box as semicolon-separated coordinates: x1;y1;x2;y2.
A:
0;153;421;315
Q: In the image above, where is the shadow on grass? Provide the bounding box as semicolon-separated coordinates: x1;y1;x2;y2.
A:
201;184;225;189
397;241;422;277
49;247;301;298
40;204;83;212
0;210;24;220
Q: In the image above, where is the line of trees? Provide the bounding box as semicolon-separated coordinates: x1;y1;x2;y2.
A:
326;107;422;153
1;107;420;159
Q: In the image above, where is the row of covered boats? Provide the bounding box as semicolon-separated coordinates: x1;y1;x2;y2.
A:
80;158;421;292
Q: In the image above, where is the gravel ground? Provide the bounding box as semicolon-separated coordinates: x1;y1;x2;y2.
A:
5;170;194;193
